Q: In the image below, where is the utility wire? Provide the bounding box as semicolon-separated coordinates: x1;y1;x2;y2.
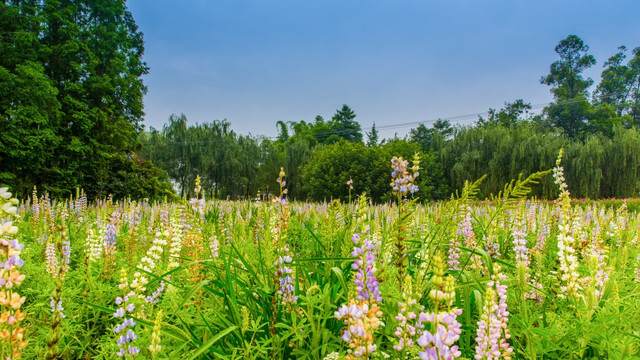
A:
141;98;589;145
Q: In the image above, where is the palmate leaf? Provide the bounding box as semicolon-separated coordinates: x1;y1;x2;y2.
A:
460;174;488;203
500;169;552;206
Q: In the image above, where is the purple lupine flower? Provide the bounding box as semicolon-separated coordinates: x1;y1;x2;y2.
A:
275;244;297;305
512;224;529;268
475;273;512;360
351;231;382;303
448;235;461;271
335;301;383;359
416;309;463;360
390;155;420;198
104;216;118;249
50;297;66;319
393;299;421;351
532;224;548;254
145;281;166;304
114;291;139;358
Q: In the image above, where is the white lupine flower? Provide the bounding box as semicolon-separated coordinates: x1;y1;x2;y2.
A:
0;187;11;200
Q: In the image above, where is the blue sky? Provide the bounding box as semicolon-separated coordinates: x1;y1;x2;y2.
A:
127;0;640;139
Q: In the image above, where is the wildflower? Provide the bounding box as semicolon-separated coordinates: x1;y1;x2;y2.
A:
167;217;184;270
475;268;512;360
458;209;482;271
554;150;581;299
390;154;420;198
85;228;103;261
0;187;28;358
50;297;66;319
336;202;384;359
114;269;139;358
274;244;297;306
132;231;166;294
145;281;166;305
512;223;529;268
210;233;219;259
45;242;60;277
415;253;463;360
149;310;163;357
393;299;420;351
335;301;383;360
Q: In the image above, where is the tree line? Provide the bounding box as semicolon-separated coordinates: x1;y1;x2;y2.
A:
1;0;638;203
141;35;640;202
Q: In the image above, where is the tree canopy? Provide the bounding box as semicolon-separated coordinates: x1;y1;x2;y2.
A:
0;0;170;199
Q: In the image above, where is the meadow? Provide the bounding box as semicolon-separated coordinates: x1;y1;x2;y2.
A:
1;153;640;360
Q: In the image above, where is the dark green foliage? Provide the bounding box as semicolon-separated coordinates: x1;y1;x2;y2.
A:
300;141;387;202
99;153;174;201
439;123;640;199
140;115;264;199
299;139;448;202
0;0;168;199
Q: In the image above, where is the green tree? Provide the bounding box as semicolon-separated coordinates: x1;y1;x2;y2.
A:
593;46;640;126
409;119;452;153
0;0;159;199
366;123;379;147
301;141;387;202
541;35;596;138
329;105;363;142
478;100;533;127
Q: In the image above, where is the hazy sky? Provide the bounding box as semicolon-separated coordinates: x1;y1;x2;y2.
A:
128;0;640;139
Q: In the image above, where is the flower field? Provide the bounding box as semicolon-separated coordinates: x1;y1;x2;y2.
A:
2;156;640;360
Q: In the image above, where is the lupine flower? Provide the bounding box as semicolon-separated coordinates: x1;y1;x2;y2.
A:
210;234;219;259
531;224;548;255
167;217;184;270
393;299;420;351
416;309;463;360
512;223;529;268
447;233;461;271
85;228;104;261
335;208;383;359
114;270;139;358
390;154;420;198
474;269;512;360
415;253;463;360
61;239;71;275
458;209;482;271
274;244;297;305
0;188;28;359
554;150;581;299
50;297;66;319
132;232;167;294
335;301;383;360
149;310;164;357
145;281;166;305
31;186;40;223
351;233;382;303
